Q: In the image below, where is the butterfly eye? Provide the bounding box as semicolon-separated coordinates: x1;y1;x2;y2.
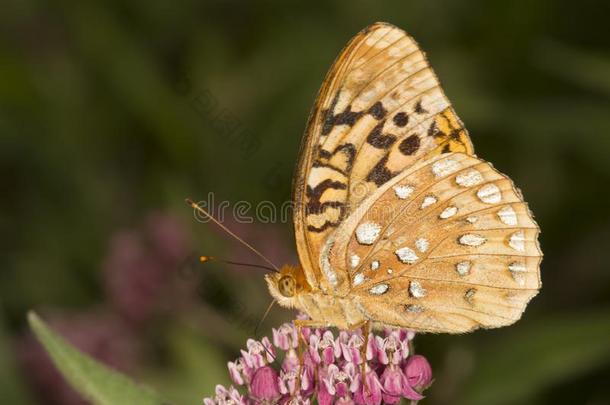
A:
277;276;296;297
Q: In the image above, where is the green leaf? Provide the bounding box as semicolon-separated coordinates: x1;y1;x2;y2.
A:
27;311;166;405
457;310;610;405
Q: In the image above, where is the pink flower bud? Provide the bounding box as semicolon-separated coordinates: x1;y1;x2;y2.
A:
250;366;281;402
405;354;433;389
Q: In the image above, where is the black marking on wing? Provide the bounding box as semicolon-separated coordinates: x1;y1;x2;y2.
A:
449;128;463;141
427;121;445;138
316;147;328;160
367;121;397;149
398;134;421;155
307;220;343;233
321;92;364;136
306;179;347;215
317;145;332;159
333;143;357;171
312;161;348;175
393;112;409;127
414;100;428;114
366;153;398;186
316;143;357;172
367;101;387;120
321;92;341;136
334;106;362;127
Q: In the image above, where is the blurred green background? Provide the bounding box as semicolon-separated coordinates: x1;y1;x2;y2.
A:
2;0;610;404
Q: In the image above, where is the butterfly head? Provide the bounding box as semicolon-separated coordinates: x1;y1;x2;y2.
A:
265;264;310;307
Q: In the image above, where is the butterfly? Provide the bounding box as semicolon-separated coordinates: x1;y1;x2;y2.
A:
193;22;542;334
261;22;542;334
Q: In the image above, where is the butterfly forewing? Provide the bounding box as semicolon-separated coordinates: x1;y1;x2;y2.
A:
294;23;473;292
328;153;541;332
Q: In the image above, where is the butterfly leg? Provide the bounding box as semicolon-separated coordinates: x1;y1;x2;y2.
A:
361;320;371;365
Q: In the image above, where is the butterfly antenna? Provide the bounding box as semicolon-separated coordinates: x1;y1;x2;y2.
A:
199;256;277;272
262;340;278;365
255;299;280;365
186;198;279;272
254;299;276;337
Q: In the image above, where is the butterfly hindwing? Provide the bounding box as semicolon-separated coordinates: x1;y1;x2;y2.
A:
294;23;473;292
328;153;542;332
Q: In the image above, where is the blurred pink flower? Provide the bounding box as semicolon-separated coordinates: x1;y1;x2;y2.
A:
103;212;194;325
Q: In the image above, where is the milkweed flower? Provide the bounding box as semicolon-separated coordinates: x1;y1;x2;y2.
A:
203;320;432;404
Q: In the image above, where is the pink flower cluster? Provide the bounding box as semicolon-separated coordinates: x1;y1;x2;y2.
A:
203;321;432;405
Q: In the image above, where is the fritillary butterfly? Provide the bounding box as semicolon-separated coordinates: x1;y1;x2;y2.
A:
263;22;542;333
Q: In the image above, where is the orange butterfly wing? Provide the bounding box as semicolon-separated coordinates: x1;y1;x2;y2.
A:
328;153;542;332
293;23;473;292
